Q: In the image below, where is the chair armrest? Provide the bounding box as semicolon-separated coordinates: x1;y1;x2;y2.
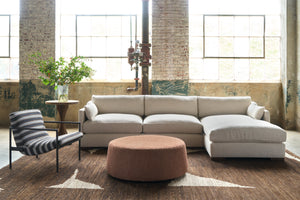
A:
9;126;58;132
78;108;86;132
44;121;81;132
262;109;270;122
44;121;80;125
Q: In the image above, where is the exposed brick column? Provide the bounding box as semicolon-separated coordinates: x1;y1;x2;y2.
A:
152;0;189;95
19;0;56;117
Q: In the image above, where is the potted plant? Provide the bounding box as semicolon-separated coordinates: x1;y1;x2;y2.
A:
29;52;94;102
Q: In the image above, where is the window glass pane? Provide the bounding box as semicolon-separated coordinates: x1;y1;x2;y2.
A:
265;37;280;58
106;17;122;36
204;16;218;36
77;37;92;56
203;59;218;80
61;15;75;36
106;58;122;81
0;16;9;36
190;16;203;36
89;58;106;80
122;37;131;57
189;37;203;58
11;15;19;37
234;16;249;36
189;58;204;80
91;17;106;36
91;37;106;57
219;16;234;36
250;16;264;36
234;59;249;81
10;58;19;79
265;16;280;36
0;59;9;79
219;37;234;57
10;37;19;57
0;37;9;57
265;59;280;80
250;59;265;81
249;37;263;57
61;37;76;57
205;37;219;57
219;59;234;81
234;37;249;57
107;37;122;56
77;17;92;36
122;58;137;80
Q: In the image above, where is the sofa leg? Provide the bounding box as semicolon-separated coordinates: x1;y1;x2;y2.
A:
270;158;285;161
211;157;225;161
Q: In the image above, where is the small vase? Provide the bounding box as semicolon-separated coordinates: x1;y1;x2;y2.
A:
56;85;69;102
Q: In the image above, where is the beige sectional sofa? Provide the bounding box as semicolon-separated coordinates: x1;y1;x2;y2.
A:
78;95;286;158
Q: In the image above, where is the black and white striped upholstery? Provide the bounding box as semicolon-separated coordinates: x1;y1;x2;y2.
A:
9;109;83;156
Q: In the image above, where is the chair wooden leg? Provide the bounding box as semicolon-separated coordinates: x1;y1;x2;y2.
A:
56;147;59;173
79;139;81;161
9;128;12;169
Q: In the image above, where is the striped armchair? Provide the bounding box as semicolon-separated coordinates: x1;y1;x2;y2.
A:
9;109;83;172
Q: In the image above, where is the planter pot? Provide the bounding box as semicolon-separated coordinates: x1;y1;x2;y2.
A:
56;85;69;102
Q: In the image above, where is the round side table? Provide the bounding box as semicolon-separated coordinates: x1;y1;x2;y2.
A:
45;100;79;135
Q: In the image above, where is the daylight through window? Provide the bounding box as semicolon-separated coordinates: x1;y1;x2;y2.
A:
189;0;281;82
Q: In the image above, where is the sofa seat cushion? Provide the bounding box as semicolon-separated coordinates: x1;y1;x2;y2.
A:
201;115;286;143
143;114;203;134
83;113;143;134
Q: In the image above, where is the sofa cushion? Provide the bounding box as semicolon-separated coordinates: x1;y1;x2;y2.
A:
92;95;144;116
83;113;143;134
143;114;203;134
247;102;264;120
201;115;286;143
145;95;198;117
198;96;251;118
84;101;98;120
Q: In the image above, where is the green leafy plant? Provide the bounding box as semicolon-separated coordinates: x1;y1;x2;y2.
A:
29;52;94;89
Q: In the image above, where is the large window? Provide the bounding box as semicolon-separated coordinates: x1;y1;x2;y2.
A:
0;0;19;80
57;0;151;82
189;0;281;81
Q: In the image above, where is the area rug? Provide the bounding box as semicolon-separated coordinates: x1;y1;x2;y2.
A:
0;143;299;200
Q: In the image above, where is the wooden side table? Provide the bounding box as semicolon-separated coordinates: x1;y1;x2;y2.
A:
45;100;79;135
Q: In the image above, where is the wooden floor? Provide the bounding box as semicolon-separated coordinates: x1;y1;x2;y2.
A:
0;128;300;169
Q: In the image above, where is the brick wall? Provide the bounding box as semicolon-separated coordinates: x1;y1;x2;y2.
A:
152;0;189;95
19;0;56;117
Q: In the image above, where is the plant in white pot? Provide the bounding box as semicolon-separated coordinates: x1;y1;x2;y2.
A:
29;52;94;102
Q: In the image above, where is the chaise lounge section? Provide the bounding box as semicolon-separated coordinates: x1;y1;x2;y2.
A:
79;95;286;158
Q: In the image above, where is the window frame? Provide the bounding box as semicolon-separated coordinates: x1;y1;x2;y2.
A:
75;14;137;59
0;14;11;58
203;14;266;59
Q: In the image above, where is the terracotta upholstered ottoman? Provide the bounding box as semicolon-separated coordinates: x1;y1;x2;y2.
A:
106;135;188;182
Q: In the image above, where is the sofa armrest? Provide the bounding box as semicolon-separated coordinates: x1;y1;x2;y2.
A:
262;109;270;122
78;108;86;132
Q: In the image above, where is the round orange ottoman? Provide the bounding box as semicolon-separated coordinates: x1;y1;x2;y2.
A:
107;135;188;182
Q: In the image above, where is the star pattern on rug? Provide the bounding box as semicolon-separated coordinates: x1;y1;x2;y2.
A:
0;178;3;192
168;173;254;188
47;169;103;190
285;152;300;162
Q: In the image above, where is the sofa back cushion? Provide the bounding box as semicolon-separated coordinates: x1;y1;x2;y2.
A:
92;95;144;116
198;96;251;118
145;95;198;116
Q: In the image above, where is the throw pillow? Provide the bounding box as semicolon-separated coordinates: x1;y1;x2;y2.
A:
84;101;98;120
247;102;265;120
